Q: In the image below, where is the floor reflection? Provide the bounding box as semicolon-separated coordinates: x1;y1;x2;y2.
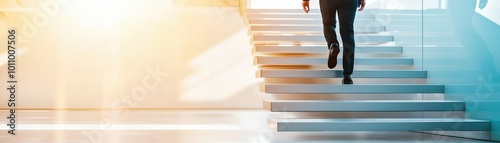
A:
0;110;495;143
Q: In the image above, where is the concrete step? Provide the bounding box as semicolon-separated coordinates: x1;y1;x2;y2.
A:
252;35;393;44
255;57;413;66
395;35;459;45
247;13;371;19
269;118;490;131
257;69;426;78
249;25;453;34
388;25;454;32
261;84;444;94
250;25;386;33
254;45;403;54
264;100;465;112
246;13;448;21
248;19;449;26
245;9;448;15
383;20;451;27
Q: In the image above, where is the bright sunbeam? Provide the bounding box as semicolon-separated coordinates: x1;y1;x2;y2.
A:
0;124;241;130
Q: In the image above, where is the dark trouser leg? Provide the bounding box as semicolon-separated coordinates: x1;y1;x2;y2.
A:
337;0;357;75
319;0;338;49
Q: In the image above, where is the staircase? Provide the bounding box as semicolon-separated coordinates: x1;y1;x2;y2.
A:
245;9;491;135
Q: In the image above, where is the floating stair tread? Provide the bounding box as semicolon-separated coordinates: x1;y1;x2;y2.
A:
261;84;444;94
269;118;490;131
264;100;464;112
258;69;426;78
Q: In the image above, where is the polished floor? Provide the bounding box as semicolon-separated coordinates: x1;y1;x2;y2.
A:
0;110;496;143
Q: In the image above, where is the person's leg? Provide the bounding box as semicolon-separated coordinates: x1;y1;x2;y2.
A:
319;0;341;69
319;0;339;49
337;0;357;76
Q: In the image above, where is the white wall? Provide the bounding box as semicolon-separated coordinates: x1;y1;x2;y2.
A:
475;0;500;25
0;0;266;109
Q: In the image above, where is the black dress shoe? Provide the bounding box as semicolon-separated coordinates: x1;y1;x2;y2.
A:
342;74;353;84
327;43;340;69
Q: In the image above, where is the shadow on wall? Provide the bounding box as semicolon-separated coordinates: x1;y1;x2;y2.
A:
423;0;500;141
447;0;499;81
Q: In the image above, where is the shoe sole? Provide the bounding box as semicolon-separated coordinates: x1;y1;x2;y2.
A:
342;81;353;84
328;47;340;69
342;79;353;84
